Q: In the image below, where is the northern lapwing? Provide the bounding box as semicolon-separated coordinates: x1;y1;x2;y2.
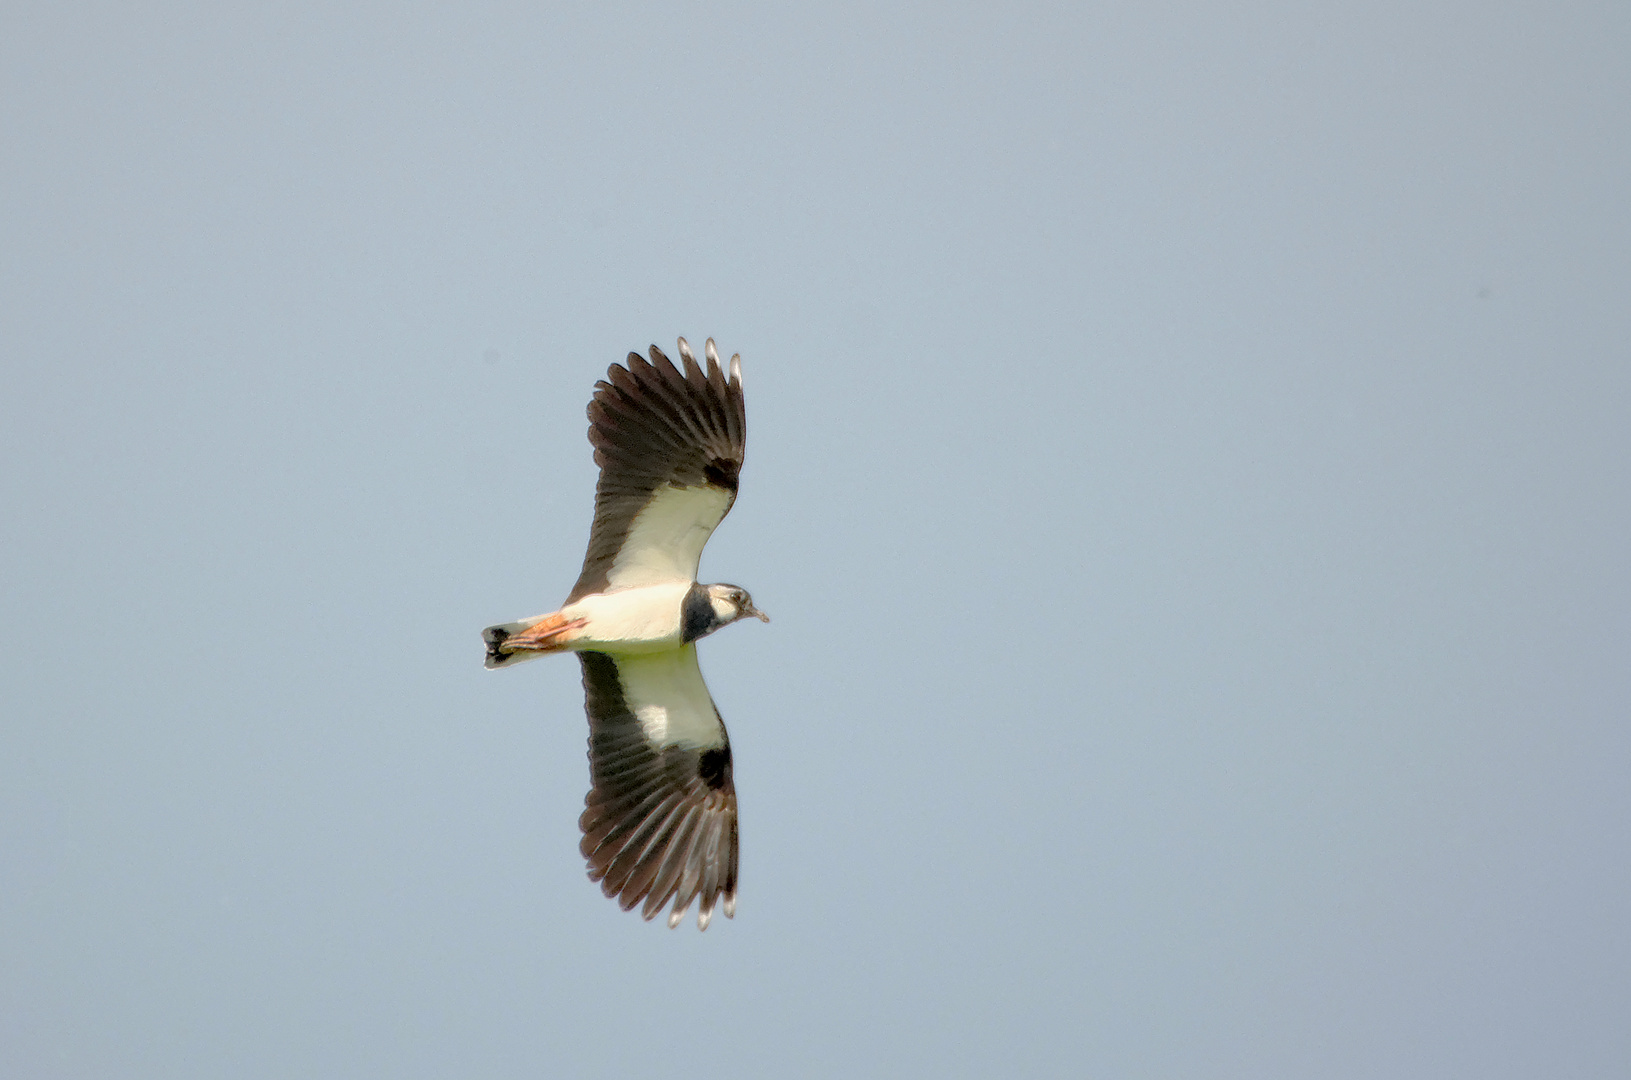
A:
483;338;765;929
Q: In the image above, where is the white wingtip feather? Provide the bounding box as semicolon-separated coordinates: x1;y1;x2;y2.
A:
667;908;683;929
729;353;741;383
705;338;719;365
697;906;713;931
723;896;736;918
677;337;694;363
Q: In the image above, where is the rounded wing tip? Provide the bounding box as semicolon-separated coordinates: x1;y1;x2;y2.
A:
660;336;741;384
669;899;727;930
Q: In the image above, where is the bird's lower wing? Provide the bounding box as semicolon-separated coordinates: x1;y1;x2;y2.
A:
576;647;738;929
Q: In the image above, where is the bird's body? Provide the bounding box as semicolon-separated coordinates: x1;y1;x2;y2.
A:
487;579;762;657
482;338;764;930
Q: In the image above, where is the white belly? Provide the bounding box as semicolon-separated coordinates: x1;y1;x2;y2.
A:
563;581;691;653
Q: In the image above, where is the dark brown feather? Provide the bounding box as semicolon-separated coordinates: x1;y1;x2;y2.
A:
567;343;746;604
576;651;738;928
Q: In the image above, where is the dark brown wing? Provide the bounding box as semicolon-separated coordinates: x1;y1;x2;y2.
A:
567;339;746;604
577;649;739;929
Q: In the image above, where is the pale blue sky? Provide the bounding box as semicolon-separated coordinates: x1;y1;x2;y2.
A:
3;3;1628;1077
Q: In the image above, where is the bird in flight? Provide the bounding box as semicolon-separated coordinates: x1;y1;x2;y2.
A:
482;338;766;930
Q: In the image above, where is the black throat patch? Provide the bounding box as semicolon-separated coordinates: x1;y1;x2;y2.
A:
680;582;719;644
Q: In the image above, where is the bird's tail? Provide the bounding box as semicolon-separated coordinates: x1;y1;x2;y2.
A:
482;611;587;669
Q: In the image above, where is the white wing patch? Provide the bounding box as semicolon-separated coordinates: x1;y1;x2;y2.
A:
606;484;732;590
615;646;724;749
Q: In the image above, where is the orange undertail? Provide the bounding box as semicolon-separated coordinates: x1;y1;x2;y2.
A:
482;611;588;669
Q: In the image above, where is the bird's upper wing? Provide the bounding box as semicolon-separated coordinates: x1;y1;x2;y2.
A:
577;647;738;929
566;339;746;604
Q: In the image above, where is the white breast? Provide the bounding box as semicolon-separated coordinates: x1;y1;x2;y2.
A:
564;581;692;653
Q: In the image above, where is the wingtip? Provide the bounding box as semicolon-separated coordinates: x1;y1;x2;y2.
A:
661;336;740;383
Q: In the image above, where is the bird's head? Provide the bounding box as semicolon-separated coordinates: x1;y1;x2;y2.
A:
706;583;770;627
